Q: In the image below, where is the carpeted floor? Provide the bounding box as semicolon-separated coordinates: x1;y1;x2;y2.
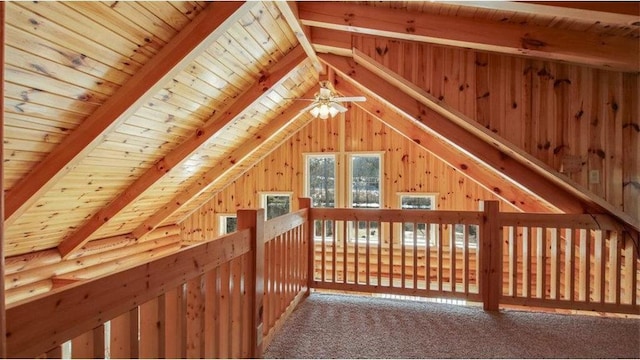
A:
264;292;640;359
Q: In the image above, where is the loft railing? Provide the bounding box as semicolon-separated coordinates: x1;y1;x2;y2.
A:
4;199;638;358
308;201;639;314
4;204;310;359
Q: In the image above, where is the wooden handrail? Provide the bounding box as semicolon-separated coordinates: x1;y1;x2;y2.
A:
264;208;309;242
5;230;251;358
311;208;483;224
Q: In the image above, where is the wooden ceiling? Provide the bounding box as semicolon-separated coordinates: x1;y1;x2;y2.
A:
2;1;639;258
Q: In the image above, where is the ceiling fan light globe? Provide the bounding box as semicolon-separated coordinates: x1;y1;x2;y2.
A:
328;106;339;117
319;104;330;118
310;106;320;118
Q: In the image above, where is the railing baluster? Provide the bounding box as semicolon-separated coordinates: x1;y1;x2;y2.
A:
464;224;469;295
389;222;394;288
321;220;326;283
413;223;418;290
401;222;406;289
377;221;382;287
451;224;457;293
539;227;547;300
438;224;443;292
578;229;588;302
343;221;348;284
332;221;337;283
366;222;371;286
426;223;431;291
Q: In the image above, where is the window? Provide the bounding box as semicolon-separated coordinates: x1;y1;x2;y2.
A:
349;154;381;243
260;193;291;220
350;154;380;208
399;194;436;246
305;155;335;240
305;155;335;208
219;214;237;235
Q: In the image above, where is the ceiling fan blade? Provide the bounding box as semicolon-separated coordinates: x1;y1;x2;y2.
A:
333;96;366;102
329;102;348;113
284;98;316;101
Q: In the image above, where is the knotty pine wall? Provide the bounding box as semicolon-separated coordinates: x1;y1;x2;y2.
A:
181;107;514;241
352;36;639;221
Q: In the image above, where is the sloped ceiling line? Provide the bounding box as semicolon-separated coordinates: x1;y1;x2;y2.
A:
4;1;253;228
331;71;559;214
321;50;639;232
174;88;321;224
298;2;639;72
58;45;310;259
130;58;315;240
351;49;640;232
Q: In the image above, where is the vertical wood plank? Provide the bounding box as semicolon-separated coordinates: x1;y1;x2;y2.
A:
218;262;231;359
186;276;204;358
551;228;561;300
578;229;589;302
438;224;444;292
321;220;326;282
45;345;62;359
389;222;394;287
366;222;371;286
162;288;179;359
509;226;517;297
72;331;93;359
523;227;531;298
93;324;105;359
480;200;500;311
110;313;132;359
401;223;406;289
230;257;243;358
204;269;219;358
139;297;159;359
413;224;418;290
464;224;470;295
451;224;457;293
426;223;431;291
343;222;348;284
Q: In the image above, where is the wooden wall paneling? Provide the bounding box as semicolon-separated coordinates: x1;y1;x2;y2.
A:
218;262;231;359
230;256;243;358
204;269;219;358
71;330;94;359
185;276;204;358
139;297;160;359
109;311;134;359
605;72;624;211
622;73;639;219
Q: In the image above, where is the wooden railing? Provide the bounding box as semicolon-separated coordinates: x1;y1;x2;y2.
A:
4;205;310;359
309;202;640;314
499;213;639;314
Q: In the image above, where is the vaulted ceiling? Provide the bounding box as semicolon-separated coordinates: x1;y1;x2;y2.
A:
3;1;639;259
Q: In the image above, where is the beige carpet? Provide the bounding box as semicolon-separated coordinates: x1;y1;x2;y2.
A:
264;292;640;359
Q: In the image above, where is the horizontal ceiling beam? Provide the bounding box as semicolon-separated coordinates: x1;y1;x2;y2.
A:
333;73;559;213
299;2;639;72
350;48;640;232
446;1;640;25
131;89;317;240
57;46;309;259
4;2;253;227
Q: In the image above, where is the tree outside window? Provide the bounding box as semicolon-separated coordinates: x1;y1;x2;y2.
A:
306;155;335;240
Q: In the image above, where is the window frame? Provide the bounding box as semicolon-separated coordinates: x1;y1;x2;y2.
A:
304;153;337;209
348;152;383;209
218;214;238;235
259;192;292;220
398;193;438;246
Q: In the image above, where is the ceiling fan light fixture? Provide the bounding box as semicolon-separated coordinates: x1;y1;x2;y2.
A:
309;106;321;118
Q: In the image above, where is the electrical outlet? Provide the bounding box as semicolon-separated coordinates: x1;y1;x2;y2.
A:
589;170;600;184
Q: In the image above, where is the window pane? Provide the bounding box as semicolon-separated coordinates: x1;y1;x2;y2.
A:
400;195;435;246
308;156;335;208
266;195;290;220
351;155;380;208
225;217;237;234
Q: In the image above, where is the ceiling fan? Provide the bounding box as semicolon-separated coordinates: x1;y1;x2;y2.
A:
294;81;366;119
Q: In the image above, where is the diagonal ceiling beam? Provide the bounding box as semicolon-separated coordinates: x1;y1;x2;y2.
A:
274;0;323;74
320;52;591;214
299;2;639;72
349;49;640;232
131;90;318;240
332;73;559;213
57;46;309;259
4;2;254;227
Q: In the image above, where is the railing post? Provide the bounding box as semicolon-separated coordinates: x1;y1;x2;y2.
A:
480;200;501;311
237;208;265;358
298;198;314;296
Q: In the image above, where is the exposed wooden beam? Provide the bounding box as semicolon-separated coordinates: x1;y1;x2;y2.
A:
275;1;323;73
132;90;317;240
445;1;640;25
299;2;639;72
350;49;640;232
4;2;253;227
332;73;559;213
57;46;309;259
320;52;592;215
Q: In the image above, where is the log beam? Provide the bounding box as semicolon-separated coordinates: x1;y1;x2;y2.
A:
4;2;252;226
299;2;639;71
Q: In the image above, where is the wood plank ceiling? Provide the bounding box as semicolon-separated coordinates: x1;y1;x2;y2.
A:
3;1;639;258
